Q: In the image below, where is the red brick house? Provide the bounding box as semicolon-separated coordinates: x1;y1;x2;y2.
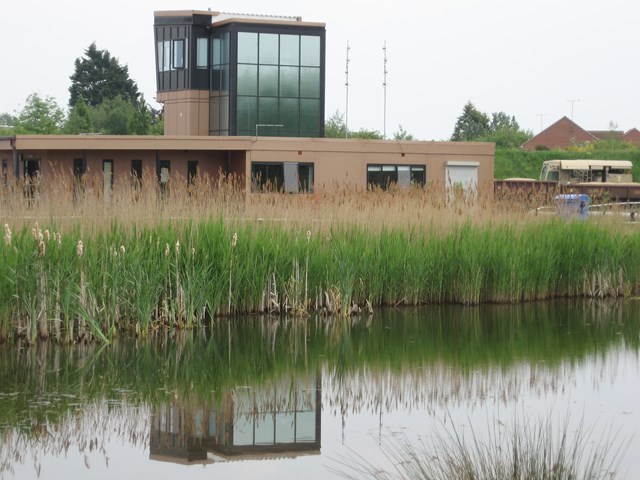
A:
522;116;640;150
522;116;597;151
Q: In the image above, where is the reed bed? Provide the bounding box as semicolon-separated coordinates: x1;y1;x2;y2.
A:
2;172;640;343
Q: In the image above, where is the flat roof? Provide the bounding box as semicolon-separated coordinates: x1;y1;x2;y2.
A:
5;135;495;156
154;10;324;28
550;159;633;170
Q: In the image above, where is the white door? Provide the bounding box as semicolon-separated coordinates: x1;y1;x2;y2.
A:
446;161;479;202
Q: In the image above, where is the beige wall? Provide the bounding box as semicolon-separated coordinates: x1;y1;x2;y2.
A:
2;135;494;195
157;90;210;136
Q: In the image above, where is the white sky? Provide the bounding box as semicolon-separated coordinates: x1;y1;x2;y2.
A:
3;0;639;140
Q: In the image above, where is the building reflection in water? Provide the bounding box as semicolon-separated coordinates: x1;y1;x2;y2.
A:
149;372;321;464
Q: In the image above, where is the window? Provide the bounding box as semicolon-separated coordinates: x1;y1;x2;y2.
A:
251;162;314;193
196;37;208;69
163;41;171;71
367;164;426;190
187;160;198;186
73;158;85;203
2;159;7;187
73;158;85;180
172;39;185;69
131;159;142;181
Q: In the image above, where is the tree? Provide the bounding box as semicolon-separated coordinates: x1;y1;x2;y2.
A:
480;111;533;148
324;110;347;138
323;110;383;139
451;101;489;141
0;112;16;127
63;96;93;134
14;93;65;134
351;129;383;140
90;96;136;134
393;125;415;141
0;113;16;135
69;43;140;108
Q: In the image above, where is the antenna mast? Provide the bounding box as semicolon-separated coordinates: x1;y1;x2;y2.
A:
383;41;388;139
345;41;350;139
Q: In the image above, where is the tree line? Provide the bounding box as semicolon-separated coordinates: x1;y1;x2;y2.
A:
0;43;162;136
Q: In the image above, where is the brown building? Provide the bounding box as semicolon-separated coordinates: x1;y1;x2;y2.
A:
0;135;495;196
0;9;495;198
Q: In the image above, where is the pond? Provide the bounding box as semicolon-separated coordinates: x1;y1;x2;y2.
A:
0;300;638;479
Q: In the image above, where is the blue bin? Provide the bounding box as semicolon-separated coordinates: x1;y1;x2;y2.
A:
554;194;590;220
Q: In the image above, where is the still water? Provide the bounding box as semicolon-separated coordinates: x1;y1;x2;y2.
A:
0;300;638;479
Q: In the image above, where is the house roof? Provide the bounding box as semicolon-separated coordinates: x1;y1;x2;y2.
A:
521;116;598;150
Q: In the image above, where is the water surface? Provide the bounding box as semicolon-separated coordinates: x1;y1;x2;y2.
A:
1;300;638;479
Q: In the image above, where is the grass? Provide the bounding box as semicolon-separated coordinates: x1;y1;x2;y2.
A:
2;170;640;343
331;411;630;480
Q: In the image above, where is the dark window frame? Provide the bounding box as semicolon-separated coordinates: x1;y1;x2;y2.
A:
367;164;426;190
251;161;314;193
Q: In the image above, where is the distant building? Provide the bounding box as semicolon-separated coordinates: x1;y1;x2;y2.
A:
522;116;640;150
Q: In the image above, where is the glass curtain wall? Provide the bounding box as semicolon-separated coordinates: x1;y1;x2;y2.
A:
235;31;322;137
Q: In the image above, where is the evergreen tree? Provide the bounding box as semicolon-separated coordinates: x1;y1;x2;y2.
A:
69;43;140;107
451;101;489;141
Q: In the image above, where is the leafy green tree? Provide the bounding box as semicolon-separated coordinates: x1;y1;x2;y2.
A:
148;106;164;135
324;110;347;138
393;125;415;141
69;43;140;108
0;112;16;127
323;110;383;139
480;111;533;148
90;96;135;134
351;129;383;140
451;101;489;141
63;96;93;134
489;111;519;131
0;113;15;135
14;93;65;134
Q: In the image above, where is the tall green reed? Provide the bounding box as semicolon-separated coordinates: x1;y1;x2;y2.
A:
3;217;640;344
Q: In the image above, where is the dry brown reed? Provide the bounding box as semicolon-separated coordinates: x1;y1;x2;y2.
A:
0;168;569;234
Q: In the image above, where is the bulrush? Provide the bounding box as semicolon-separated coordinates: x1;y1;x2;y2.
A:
4;224;11;246
77;240;83;257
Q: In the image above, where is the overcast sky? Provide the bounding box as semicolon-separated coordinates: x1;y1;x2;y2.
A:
3;0;638;140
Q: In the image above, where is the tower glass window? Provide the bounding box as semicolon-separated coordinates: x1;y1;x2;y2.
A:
233;30;323;137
